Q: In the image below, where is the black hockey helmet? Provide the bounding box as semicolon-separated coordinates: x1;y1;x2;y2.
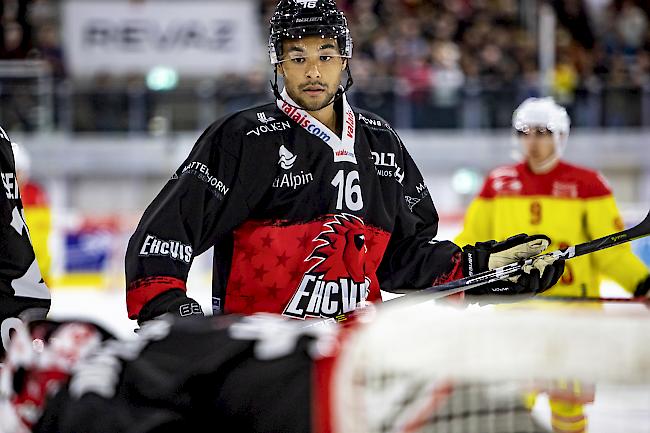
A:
268;0;353;65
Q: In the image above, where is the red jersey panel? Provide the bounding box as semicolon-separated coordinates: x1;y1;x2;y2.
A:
227;214;391;319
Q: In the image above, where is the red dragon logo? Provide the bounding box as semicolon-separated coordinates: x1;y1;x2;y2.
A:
306;213;367;282
284;214;371;319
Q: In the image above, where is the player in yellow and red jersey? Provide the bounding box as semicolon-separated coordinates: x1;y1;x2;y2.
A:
13;144;52;287
455;97;650;433
456;97;649;300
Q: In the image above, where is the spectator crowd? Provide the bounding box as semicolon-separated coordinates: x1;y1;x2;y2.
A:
2;0;650;131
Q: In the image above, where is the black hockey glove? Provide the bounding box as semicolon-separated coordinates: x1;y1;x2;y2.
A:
633;275;650;298
462;233;565;298
137;289;204;325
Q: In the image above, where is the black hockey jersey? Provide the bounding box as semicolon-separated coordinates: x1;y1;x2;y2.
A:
13;315;544;433
0;126;49;321
125;91;463;321
33;315;319;433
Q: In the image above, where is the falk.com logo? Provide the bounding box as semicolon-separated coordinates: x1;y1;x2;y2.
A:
283;214;371;319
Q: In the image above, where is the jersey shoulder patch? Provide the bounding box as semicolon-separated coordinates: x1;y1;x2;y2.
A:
355;108;398;136
489;165;519;179
480;165;521;198
198;103;281;156
225;103;292;140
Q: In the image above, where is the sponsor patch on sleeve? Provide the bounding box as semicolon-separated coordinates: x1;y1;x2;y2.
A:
139;234;193;264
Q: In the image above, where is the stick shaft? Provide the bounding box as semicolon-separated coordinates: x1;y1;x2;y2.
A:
411;210;650;299
537;296;650;304
315;211;650;325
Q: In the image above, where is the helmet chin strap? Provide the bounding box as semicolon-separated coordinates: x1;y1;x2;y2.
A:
270;63;354;112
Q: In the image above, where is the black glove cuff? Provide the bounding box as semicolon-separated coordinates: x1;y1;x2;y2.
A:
461;242;493;277
0;295;51;324
634;275;650;297
138;289;203;325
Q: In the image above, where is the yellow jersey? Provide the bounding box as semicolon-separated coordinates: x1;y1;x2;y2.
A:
455;161;648;297
21;181;52;286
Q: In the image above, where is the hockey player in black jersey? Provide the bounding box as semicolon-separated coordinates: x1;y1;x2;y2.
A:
125;0;565;325
0;125;50;358
1;313;552;433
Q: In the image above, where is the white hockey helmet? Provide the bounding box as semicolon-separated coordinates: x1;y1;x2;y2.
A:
512;97;571;156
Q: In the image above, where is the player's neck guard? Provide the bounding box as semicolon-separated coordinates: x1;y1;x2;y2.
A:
276;87;357;164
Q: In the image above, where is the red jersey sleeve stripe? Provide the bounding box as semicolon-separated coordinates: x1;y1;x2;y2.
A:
126;276;187;319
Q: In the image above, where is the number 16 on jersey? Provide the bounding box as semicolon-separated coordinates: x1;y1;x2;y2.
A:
332;169;364;211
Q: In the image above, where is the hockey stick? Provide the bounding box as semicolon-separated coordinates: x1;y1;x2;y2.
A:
308;211;650;326
307;212;650;326
537;296;650;305
397;210;650;303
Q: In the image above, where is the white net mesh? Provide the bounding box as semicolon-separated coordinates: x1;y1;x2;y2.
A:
332;300;650;433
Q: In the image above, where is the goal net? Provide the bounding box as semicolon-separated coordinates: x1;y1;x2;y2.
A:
331;299;650;433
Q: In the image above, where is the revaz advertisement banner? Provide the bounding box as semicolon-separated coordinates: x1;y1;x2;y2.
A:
62;0;263;77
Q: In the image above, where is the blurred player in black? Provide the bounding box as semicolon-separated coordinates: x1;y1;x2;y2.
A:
0;125;50;359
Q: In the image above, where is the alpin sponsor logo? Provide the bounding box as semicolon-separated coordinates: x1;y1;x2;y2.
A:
278;145;297;170
273;172;314;190
274;145;314;189
139;234;193;264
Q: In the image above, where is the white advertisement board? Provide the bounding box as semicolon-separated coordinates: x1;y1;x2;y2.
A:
62;0;264;77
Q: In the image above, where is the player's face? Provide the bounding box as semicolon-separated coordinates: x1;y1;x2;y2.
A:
519;127;557;168
278;36;347;111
